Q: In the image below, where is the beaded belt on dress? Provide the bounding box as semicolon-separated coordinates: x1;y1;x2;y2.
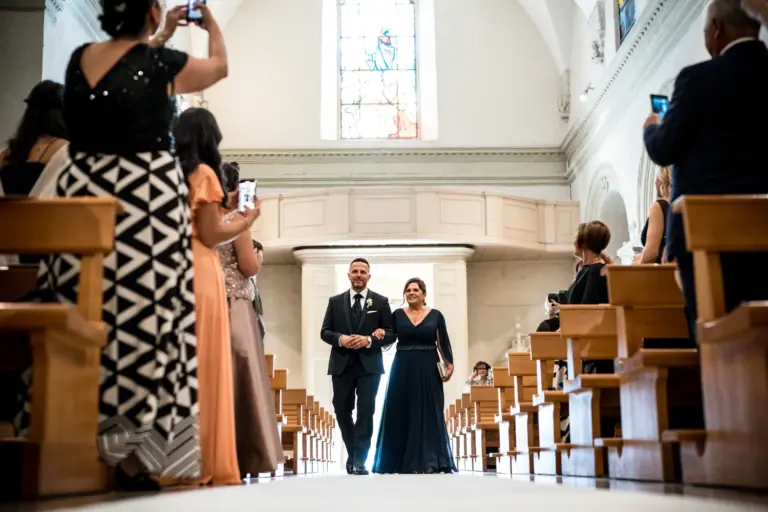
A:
397;345;436;351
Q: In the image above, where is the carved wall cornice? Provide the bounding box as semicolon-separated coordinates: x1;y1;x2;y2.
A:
293;246;476;266
223;147;563;164
223;147;567;188
561;0;708;180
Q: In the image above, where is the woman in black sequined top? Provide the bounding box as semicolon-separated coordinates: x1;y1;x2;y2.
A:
16;0;230;490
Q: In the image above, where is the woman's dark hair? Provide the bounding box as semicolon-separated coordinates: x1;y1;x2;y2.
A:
574;221;611;257
174;108;223;186
5;80;66;167
473;361;491;372
221;162;240;194
253;240;264;252
402;277;427;305
100;0;156;38
547;292;559;303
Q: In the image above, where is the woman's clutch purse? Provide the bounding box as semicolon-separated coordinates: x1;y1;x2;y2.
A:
436;330;447;379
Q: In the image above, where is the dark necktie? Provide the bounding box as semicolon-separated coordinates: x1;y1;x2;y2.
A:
352;293;363;327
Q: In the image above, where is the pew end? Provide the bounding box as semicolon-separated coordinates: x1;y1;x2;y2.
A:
0;197;119;500
672;195;768;490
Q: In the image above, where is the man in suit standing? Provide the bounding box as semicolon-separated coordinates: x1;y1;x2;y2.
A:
320;258;395;475
644;0;768;340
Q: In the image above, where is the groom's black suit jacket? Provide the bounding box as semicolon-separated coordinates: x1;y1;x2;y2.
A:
320;290;396;376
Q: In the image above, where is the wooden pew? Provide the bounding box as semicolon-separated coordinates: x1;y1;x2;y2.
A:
269;367;288;474
506;352;541;474
662;195;768;490
305;395;318;473
281;389;306;475
529;332;570;475
0;197;119;499
448;402;460;467
453;398;465;468
0;265;38;439
557;305;620;478
491;365;516;474
469;386;499;472
595;264;703;482
459;393;474;471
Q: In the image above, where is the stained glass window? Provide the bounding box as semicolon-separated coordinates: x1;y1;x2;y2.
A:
618;0;636;45
339;0;418;140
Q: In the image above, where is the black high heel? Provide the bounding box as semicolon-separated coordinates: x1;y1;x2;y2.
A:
115;465;161;492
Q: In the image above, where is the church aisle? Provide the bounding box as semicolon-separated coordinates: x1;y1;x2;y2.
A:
10;473;766;511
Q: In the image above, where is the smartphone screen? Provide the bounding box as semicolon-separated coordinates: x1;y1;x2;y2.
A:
650;94;670;120
238;180;257;212
187;0;205;22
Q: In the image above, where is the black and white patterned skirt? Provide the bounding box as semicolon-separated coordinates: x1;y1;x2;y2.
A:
16;151;201;478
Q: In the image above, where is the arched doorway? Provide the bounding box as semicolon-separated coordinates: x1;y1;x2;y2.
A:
598;190;630;258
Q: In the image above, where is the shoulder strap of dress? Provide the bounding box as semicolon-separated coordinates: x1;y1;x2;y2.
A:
657;199;670;219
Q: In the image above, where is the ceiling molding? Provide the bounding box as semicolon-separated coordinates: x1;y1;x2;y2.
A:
293;246;476;265
561;0;708;180
224;147;568;188
222;147;564;164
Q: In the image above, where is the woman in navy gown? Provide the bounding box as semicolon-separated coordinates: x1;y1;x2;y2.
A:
372;278;457;474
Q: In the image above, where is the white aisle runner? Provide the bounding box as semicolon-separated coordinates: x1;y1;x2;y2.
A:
73;474;760;512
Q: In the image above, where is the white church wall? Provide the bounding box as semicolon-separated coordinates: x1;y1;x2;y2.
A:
205;0;565;150
565;1;712;253
466;260;575;370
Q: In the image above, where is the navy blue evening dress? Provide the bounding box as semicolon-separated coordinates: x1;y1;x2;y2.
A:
372;308;457;474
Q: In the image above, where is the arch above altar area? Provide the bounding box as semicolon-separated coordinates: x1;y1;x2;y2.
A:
250;187;580;264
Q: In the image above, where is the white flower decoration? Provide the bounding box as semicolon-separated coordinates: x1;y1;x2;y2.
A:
366;298;373;309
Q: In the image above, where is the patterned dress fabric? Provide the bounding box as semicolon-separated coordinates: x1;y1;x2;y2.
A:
16;43;201;478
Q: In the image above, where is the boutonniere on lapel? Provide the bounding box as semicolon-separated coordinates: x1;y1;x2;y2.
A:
366;298;373;309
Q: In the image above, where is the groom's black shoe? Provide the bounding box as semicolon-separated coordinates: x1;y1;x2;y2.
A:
352;462;369;476
345;458;354;475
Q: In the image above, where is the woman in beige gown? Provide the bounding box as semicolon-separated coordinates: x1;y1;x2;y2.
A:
218;162;284;475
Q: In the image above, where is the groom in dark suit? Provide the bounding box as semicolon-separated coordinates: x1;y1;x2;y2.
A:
320;258;395;475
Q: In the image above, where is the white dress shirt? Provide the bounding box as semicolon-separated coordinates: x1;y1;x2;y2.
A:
721;37;757;55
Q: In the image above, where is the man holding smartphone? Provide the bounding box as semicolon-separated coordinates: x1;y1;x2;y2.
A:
642;0;768;342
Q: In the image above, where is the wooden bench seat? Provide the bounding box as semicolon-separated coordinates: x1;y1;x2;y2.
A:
469;386;499;472
491;367;516;474
504;352;540;475
589;264;704;483
557;307;620;478
0;197;119;500
663;195;768;490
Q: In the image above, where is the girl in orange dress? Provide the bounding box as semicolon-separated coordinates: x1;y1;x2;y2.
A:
174;108;260;485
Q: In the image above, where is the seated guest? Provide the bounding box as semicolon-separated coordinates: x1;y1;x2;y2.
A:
635;167;671;264
217;162;283;477
644;0;768;341
0;80;68;267
0;80;67;198
567;221;612;306
176;109;260;486
465;361;494;386
553;221;614;442
536;293;560;332
16;0;229;489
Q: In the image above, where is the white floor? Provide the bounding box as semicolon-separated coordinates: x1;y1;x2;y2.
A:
67;474;764;512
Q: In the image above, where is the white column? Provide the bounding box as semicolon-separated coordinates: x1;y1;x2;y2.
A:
297;262;337;405
433;259;471;401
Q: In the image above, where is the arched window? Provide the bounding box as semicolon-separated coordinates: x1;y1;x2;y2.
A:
338;0;418;139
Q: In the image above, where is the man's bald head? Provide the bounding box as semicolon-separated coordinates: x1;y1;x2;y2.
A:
705;0;761;57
